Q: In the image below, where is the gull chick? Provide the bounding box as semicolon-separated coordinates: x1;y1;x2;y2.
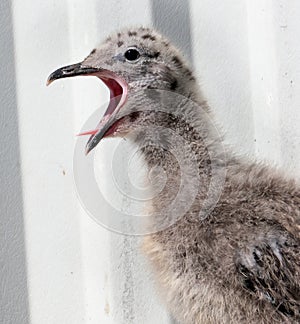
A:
48;27;300;323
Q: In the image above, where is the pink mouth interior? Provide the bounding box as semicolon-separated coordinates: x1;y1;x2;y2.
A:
77;72;128;137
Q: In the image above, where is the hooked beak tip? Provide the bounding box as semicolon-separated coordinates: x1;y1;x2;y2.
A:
46;78;53;86
46;68;62;86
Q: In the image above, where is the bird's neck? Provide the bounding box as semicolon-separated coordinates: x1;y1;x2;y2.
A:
133;106;221;227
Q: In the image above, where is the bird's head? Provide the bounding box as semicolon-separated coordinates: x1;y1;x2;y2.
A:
47;27;197;154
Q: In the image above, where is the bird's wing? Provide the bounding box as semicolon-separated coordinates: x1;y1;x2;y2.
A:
234;232;300;318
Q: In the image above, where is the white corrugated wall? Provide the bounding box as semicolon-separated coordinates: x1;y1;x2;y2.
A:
1;0;299;323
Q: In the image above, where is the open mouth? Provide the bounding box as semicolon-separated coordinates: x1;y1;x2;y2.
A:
47;63;128;154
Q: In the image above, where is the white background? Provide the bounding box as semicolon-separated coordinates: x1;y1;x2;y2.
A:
1;0;300;323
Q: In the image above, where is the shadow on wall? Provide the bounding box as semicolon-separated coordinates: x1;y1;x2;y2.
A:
0;1;30;323
150;0;194;63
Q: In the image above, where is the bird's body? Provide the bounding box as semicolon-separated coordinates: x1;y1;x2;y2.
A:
48;27;300;323
143;147;300;323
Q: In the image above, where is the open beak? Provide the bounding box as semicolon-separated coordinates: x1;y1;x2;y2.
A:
47;62;128;154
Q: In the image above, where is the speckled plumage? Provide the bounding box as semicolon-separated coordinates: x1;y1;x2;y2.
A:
51;27;300;323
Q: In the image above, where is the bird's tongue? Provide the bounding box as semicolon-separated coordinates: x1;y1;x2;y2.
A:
77;75;127;138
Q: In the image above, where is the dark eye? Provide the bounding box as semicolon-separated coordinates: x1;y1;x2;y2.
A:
124;48;140;61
